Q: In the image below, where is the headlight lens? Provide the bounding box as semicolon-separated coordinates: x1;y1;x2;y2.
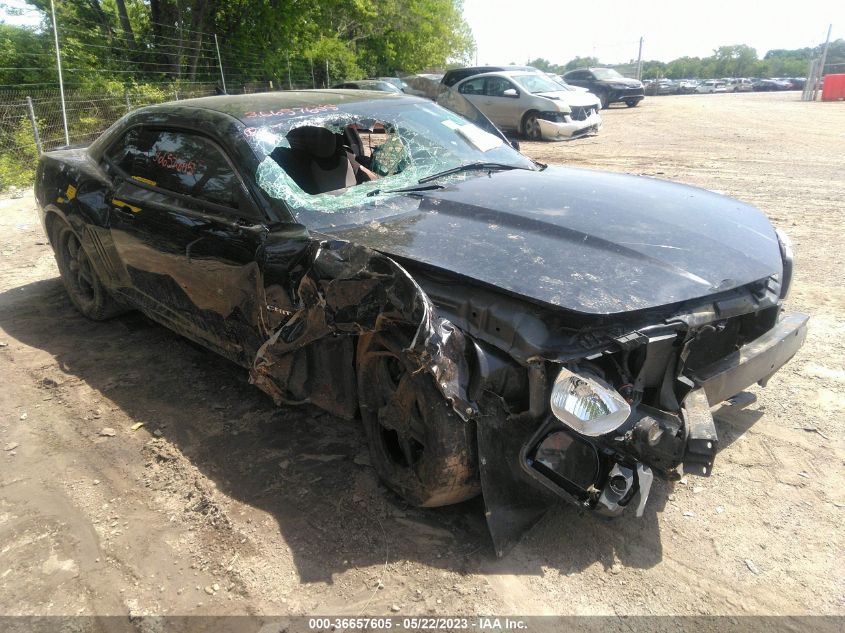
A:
550;368;631;436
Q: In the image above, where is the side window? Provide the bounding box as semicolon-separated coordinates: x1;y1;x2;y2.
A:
107;128;240;208
458;77;485;95
486;77;517;97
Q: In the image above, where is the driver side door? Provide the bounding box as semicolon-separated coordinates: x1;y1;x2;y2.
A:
104;126;268;366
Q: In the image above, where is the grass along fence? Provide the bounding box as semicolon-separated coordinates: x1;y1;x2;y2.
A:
0;81;276;195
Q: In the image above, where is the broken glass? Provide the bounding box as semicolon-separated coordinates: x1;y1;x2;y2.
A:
245;100;535;220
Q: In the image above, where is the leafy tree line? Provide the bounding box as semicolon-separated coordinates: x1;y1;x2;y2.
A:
0;0;475;90
527;41;845;79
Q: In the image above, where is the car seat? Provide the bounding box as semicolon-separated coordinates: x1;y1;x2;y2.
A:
286;125;356;194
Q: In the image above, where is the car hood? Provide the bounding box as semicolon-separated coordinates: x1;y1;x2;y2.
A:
602;78;642;87
535;90;601;107
324;166;782;315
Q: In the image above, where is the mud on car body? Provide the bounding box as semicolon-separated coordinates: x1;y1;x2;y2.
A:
34;90;807;554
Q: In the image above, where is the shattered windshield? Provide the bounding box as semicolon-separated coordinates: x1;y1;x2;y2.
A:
243;98;535;225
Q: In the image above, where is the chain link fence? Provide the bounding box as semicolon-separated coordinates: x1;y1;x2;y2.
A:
0;81;283;196
0;53;371;196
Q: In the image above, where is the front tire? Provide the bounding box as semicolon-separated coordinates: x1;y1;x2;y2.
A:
521;112;541;140
625;99;640;107
356;330;480;507
52;219;124;321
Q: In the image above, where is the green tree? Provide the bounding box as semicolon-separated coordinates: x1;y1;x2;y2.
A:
0;23;53;86
564;56;599;71
712;45;758;77
526;57;564;74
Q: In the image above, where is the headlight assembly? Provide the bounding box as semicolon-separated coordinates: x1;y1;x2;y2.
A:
550;367;631;436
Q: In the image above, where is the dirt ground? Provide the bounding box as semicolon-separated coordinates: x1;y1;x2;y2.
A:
1;92;843;620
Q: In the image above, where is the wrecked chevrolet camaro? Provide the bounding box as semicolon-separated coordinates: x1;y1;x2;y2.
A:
34;90;807;554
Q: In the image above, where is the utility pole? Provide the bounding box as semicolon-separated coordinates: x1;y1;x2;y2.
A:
49;0;69;146
814;24;833;100
636;37;644;81
214;34;227;94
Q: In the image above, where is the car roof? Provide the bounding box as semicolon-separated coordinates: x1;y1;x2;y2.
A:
149;90;411;125
455;69;543;82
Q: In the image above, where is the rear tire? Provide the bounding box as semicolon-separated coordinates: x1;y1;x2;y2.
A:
599;92;610;109
356;330;480;507
51;219;124;321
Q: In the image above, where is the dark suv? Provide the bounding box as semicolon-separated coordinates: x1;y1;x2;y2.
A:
563;67;645;108
441;65;537;88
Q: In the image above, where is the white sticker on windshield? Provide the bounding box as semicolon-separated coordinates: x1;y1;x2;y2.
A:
456;124;503;152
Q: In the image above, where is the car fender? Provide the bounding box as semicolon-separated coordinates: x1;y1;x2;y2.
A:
250;238;478;422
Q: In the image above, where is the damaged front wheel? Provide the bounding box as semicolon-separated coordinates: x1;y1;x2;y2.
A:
357;330;480;507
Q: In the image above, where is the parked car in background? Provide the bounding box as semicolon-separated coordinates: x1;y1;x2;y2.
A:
676;79;700;94
374;76;408;92
644;79;676;96
696;80;727;94
441;65;537;88
452;70;602;140
771;78;799;90
548;74;592;94
402;73;444;99
332;80;403;93
725;78;753;92
752;78;789;91
562;67;644;108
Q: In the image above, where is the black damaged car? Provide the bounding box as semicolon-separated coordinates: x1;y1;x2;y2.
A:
563;67;645;108
34;90;807;554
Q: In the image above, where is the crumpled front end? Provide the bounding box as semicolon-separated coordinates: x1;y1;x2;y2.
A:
472;295;807;555
249;232;807;557
536;107;602;140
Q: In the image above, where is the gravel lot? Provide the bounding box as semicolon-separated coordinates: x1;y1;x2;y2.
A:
0;91;843;620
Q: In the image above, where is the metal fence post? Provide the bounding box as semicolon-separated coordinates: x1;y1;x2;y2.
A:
124;91;131;112
287;53;293;90
310;57;315;88
214;34;227;94
49;0;70;146
25;96;43;156
326;60;330;88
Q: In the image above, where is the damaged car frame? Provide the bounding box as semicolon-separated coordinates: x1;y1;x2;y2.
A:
34;90;808;555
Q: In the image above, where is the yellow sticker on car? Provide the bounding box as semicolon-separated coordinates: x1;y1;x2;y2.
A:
112;198;142;214
131;175;156;186
65;184;77;200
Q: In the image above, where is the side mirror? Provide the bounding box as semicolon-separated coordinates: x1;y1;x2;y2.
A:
502;88;519;98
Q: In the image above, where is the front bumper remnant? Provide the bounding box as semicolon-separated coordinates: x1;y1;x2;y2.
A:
690;312;809;407
537;112;602;140
478;312;809;555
